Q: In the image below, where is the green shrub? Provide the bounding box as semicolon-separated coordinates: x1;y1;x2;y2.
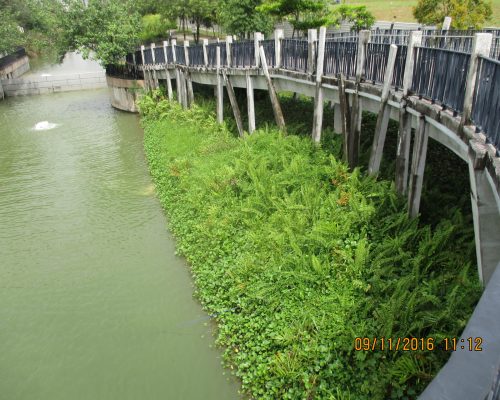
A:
139;14;176;43
139;93;481;399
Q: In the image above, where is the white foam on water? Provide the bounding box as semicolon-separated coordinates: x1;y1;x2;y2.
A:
32;121;59;131
40;74;52;77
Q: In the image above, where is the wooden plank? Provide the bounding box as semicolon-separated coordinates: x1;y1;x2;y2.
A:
312;27;326;143
259;45;286;131
222;70;244;137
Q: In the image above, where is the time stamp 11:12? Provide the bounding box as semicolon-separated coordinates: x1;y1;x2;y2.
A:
354;337;483;352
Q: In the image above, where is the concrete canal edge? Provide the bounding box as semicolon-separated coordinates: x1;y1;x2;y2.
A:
106;75;144;112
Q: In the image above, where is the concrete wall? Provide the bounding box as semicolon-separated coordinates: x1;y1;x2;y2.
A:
0;71;106;97
0;55;30;79
106;75;144;112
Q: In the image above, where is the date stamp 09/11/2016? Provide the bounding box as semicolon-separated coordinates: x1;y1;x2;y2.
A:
354;337;483;352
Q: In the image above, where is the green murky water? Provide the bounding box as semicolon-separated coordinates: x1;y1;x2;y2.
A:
0;89;239;400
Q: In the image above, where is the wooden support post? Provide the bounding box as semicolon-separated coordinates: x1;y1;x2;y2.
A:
368;44;398;175
395;31;423;194
462;33;493;127
179;68;188;109
163;41;173;100
246;71;256;133
408;116;429;218
274;29;284;68
223;70;244;137
184;40;194;107
338;74;351;162
216;47;223;123
334;103;342;133
226;35;233;67
171;39;182;104
202;39;209;66
307;29;317;75
254;32;263;67
259;45;286;131
395;108;413;195
347;30;370;169
312;27;326;143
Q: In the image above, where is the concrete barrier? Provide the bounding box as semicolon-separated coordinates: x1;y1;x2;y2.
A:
0;71;106;97
106;75;144;112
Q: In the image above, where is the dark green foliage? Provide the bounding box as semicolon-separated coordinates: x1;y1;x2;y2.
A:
139;92;481;399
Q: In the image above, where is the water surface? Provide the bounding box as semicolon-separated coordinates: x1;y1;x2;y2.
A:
0;89;239;400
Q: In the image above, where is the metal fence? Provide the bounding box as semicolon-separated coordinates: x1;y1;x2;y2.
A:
262;39;276;67
105;64;143;80
207;42;227;67
174;45;185;64
188;45;204;66
154;47;165;64
411;47;470;112
281;39;308;72
231;40;255;67
143;48;153;65
324;40;357;79
392;45;407;89
472;56;500;152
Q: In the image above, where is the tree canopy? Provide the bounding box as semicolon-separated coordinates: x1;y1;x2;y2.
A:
218;0;274;39
413;0;493;29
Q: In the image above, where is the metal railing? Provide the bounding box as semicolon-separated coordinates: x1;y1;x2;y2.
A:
231;40;255;67
280;39;308;72
472;56;500;151
324;40;357;79
105;64;143;80
411;47;470;113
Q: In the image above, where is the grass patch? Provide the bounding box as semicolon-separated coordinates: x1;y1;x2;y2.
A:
139;91;481;399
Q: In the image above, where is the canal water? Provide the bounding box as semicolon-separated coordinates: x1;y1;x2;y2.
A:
0;89;239;399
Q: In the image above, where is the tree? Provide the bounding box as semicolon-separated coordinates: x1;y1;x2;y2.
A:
413;0;492;29
139;14;176;43
64;0;142;66
189;0;217;44
219;0;273;38
257;0;329;37
0;9;21;54
331;5;375;32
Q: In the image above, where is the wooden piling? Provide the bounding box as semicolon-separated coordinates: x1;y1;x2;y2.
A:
338;74;351;163
202;39;209;67
274;29;284;68
184;40;194;107
408;116;429;218
140;45;150;91
246;71;256;133
312;27;326;143
259;45;286;131
395;30;422;195
150;43;159;89
395;108;413;195
223;70;244;137
216;47;223;123
368;44;398;175
254;32;263;67
307;29;317;75
226;36;233;67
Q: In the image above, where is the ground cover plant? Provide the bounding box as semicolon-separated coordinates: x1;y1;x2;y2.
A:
138;91;481;399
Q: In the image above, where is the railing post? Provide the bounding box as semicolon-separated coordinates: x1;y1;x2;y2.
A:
307;29;317;75
203;39;209;67
140;45;150;91
246;71;256;133
462;33;493;127
254;32;263;67
171;39;182;105
274;29;284;68
226;35;233;67
163;40;173;100
402;31;423;97
150;42;159;89
312;27;326;143
355;30;370;83
184;40;194;106
442;16;452;30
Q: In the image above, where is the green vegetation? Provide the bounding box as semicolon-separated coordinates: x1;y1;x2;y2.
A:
139;91;481;399
139;14;176;43
413;0;492;28
0;0;68;58
218;0;274;39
